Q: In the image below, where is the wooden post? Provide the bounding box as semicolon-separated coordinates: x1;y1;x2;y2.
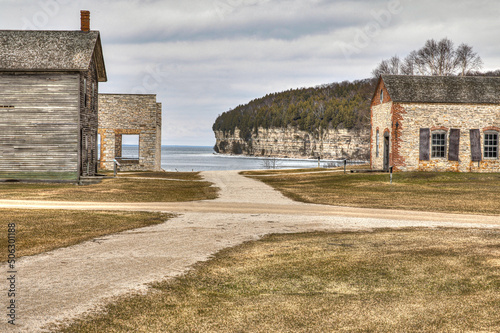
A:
390;166;393;184
344;159;347;174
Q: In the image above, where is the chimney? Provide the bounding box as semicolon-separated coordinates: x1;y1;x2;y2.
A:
80;10;90;32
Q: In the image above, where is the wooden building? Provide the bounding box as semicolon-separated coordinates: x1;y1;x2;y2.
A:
0;11;106;181
371;75;500;172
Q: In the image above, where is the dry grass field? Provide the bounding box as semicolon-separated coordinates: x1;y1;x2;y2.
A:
0;172;216;260
0;210;173;261
0;171;218;202
244;171;500;215
57;228;500;332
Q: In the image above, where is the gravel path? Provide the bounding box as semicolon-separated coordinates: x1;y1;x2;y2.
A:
1;170;499;332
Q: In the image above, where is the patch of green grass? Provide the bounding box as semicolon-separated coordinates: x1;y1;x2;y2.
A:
246;171;500;215
0;172;218;202
56;228;500;332
0;210;173;261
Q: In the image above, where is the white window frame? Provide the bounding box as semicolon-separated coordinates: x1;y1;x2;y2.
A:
431;130;447;159
484;131;499;159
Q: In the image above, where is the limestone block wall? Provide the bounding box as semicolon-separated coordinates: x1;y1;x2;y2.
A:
98;94;162;171
215;126;369;160
396;103;500;172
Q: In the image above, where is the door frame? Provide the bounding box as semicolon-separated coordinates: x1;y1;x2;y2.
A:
383;132;390;171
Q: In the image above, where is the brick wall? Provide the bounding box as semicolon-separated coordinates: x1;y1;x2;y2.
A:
98;94;162;171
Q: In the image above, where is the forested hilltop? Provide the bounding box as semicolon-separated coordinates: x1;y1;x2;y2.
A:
212;78;376;142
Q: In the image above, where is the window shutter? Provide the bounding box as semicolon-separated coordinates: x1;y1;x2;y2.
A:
448;129;460;161
419;128;430;161
470;129;481;162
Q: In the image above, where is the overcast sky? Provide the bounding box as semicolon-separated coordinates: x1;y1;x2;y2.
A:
1;0;500;146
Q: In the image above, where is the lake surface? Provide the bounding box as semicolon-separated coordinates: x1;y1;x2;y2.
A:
121;145;355;172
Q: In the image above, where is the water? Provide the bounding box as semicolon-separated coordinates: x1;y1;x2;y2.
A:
120;146;352;172
118;145;358;172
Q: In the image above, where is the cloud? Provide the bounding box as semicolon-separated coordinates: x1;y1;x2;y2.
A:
1;0;500;145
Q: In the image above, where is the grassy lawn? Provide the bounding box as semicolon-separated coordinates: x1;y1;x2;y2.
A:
0;210;173;261
56;228;500;332
0;171;218;202
244;171;500;215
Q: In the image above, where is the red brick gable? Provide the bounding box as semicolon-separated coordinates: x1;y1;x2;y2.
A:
370;76;392;107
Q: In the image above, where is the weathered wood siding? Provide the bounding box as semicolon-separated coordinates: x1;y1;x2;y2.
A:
0;73;79;179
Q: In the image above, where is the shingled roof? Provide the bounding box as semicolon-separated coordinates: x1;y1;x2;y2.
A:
0;30;107;82
380;75;500;104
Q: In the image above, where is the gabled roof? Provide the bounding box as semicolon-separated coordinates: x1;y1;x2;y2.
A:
0;30;107;82
379;75;500;104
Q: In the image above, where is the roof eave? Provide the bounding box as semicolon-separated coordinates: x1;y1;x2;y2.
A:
93;32;107;82
370;75;384;105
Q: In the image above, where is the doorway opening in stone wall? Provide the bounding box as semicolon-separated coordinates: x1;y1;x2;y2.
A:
383;133;390;171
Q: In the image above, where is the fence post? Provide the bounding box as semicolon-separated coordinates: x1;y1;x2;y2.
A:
390;166;393;184
344;159;347;174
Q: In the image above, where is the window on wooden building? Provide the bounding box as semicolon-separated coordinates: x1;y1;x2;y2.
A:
83;78;88;107
92;82;96;109
484;131;499;159
431;131;446;158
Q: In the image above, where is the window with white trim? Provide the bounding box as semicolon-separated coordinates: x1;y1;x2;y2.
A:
431;131;446;158
484;131;498;159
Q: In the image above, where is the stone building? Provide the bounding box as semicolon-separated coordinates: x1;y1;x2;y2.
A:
98;94;162;171
371;75;500;172
0;11;106;181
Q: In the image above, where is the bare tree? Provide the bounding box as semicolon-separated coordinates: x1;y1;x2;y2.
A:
262;157;282;169
372;38;483;77
400;51;418;75
371;55;401;77
455;43;483;76
416;39;440;75
436;38;456;75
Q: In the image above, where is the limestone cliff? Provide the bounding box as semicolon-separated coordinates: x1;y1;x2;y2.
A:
214;127;370;160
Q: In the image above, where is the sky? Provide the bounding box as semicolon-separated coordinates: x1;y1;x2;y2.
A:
1;0;500;146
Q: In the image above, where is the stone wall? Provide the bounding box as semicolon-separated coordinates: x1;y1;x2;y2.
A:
98;94;162;171
371;80;500;172
214;127;369;160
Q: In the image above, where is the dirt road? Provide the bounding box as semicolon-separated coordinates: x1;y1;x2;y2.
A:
1;170;499;332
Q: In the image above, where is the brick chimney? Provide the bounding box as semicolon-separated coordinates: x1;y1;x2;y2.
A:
80;10;90;32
